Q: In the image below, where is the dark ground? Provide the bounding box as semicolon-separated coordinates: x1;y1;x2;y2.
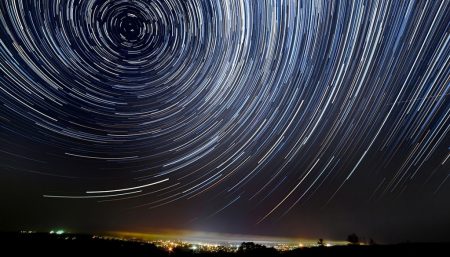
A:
0;232;449;257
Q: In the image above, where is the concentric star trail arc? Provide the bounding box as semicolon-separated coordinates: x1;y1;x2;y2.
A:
0;0;449;224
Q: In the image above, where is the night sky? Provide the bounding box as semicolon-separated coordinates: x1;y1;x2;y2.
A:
0;0;449;243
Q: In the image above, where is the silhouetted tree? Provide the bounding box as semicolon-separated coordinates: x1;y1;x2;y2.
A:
369;238;376;245
173;245;193;256
237;242;277;256
238;242;267;251
317;238;324;247
347;233;359;245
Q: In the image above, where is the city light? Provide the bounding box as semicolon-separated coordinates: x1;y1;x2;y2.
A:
50;229;65;235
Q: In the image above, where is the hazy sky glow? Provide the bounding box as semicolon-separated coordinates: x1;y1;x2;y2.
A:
0;0;449;243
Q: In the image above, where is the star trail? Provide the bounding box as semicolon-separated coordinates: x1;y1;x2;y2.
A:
0;0;449;242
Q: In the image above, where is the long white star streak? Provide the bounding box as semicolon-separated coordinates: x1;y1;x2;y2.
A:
85;178;169;194
0;0;449;222
43;178;169;198
43;190;143;199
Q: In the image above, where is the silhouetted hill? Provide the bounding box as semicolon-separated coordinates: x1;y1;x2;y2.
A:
0;232;448;257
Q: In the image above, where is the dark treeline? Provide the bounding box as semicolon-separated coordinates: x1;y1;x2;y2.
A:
0;232;448;257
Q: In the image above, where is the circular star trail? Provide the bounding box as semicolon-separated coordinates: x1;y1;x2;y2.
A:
0;0;449;223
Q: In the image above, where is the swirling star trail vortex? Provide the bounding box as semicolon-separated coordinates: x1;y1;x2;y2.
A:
0;0;449;237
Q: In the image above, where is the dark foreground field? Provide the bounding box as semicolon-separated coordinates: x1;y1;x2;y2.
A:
1;232;449;257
